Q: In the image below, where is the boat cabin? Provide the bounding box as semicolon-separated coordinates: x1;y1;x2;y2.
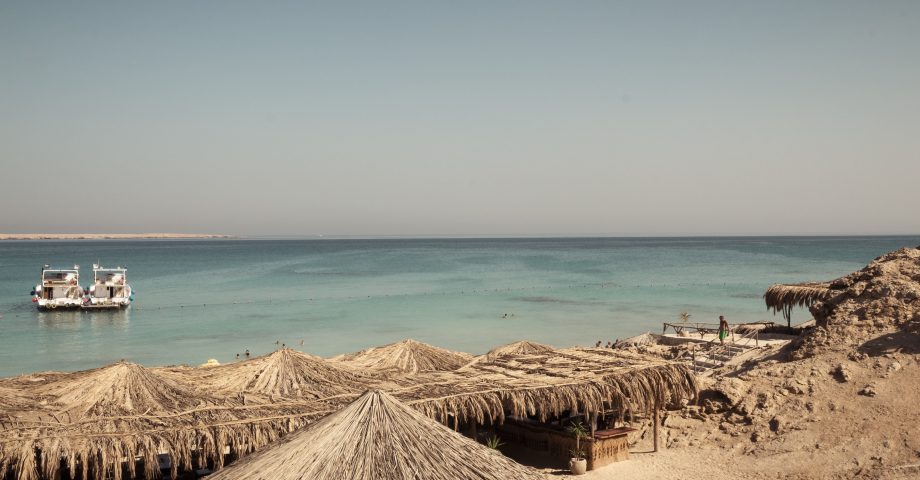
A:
34;265;84;309
87;264;133;308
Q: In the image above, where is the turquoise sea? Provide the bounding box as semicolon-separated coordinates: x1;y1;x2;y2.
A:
0;236;917;377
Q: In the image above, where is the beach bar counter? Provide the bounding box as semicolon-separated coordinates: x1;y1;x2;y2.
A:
499;418;636;470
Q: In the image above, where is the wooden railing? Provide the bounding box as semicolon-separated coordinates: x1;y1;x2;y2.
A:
662;321;774;339
687;328;760;373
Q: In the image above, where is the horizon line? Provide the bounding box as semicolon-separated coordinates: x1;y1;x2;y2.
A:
4;232;920;241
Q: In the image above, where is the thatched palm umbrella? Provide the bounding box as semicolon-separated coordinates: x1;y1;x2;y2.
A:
191;348;369;402
32;360;215;419
331;339;473;374
207;390;544;480
613;332;659;349
479;340;555;362
764;281;834;327
0;359;347;480
0;361;220;480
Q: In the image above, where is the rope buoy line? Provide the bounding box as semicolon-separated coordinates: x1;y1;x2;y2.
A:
124;281;742;312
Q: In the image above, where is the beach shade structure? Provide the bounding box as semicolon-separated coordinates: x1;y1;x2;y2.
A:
331;339;474;374
31;360;217;419
189;348;370;401
475;340;556;363
391;347;698;427
612;332;659;349
764;246;920;340
206;389;544;480
0;360;348;480
764;282;835;327
0;361;220;480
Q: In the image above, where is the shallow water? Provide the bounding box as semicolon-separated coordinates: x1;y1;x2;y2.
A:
0;236;917;376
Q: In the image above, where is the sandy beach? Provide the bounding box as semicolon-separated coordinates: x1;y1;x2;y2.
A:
2;246;919;480
0;233;233;240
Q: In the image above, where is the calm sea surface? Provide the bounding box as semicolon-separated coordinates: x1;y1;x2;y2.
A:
1;236;917;377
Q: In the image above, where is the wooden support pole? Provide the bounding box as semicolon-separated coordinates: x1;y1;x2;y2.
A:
652;401;660;452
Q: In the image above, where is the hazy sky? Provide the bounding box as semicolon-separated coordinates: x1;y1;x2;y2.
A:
1;1;918;236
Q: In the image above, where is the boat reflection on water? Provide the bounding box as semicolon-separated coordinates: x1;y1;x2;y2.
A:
36;308;131;331
86;308;131;329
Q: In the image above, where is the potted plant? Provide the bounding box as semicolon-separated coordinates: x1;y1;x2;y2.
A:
677;311;692;337
484;434;504;451
567;420;588;475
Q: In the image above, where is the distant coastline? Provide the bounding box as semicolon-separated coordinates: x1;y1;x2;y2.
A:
0;233;235;240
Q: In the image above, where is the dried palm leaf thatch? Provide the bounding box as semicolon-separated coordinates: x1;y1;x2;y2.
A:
192;348;368;400
207;390;544;480
331;339;473;374
478;340;556;362
0;354;360;480
0;343;694;480
0;370;69;388
393;347;697;426
764;282;833;321
0;395;342;480
613;332;658;349
0;384;30;414
32;361;216;419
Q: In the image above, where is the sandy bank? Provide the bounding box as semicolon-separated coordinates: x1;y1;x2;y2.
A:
0;233;234;240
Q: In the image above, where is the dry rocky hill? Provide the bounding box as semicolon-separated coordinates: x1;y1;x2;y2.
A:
578;246;920;480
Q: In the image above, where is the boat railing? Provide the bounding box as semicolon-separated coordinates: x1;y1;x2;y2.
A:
42;279;80;285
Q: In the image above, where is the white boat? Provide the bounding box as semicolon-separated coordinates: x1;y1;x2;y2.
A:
85;264;134;309
32;265;84;310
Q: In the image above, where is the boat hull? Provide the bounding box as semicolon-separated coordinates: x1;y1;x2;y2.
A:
85;285;133;309
36;299;84;310
81;303;131;310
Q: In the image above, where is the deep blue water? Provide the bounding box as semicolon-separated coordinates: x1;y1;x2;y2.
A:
0;236;917;377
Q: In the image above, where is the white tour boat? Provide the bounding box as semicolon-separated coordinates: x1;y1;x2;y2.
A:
85;264;134;309
32;265;84;310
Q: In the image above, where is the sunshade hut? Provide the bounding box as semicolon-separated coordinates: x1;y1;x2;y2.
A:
2;343;701;478
32;360;215;419
190;347;369;402
478;340;555;362
206;389;544;480
613;332;658;349
0;360;347;480
0;361;220;480
764;282;834;327
389;347;697;469
394;347;697;426
331;339;473;374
